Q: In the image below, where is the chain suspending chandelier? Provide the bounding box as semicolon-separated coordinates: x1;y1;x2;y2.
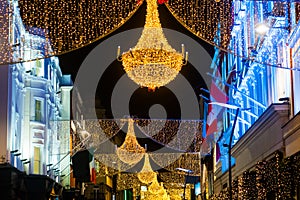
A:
117;0;188;91
116;118;145;165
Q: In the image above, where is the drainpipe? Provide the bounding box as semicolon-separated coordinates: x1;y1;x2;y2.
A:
289;48;294;117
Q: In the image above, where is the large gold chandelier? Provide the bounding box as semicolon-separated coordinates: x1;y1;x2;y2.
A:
116;118;146;165
117;0;188;91
137;153;156;184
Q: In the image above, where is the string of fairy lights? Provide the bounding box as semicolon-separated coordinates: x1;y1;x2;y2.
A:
72;118;202;152
167;1;300;71
18;0;140;54
0;0;298;71
0;0;141;64
67;117;201;199
167;0;232;50
115;172;193;199
210;151;300;200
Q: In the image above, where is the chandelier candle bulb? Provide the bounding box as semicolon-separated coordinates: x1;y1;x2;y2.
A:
181;44;185;57
117;46;121;58
185;52;188;62
129;48;134;57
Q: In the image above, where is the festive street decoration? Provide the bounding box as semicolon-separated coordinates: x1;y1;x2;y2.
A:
116;118;146;165
117;0;187;90
137;154;157;184
0;0;297;67
210;150;300;200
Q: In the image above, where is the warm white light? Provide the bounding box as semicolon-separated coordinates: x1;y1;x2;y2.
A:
119;0;187;91
137;153;156;184
116;118;145;165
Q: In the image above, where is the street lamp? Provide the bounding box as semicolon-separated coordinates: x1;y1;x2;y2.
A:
255;23;270;35
223;107;239;200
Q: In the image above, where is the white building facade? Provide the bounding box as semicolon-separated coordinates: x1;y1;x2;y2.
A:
0;0;72;187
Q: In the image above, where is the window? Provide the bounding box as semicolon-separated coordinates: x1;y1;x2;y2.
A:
35;100;42;122
33;146;41;174
35;59;44;77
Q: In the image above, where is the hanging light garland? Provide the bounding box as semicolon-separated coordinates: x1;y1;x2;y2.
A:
71;119;202;153
166;0;233;50
117;0;188;91
1;0;297;68
211;151;300;200
18;0;141;56
136;119;202;151
116;118;146;165
149;153;201;176
137;153;157;184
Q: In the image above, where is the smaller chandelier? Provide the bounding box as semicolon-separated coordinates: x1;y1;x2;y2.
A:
117;0;188;91
148;173;165;194
137;153;156;184
116;118;146;165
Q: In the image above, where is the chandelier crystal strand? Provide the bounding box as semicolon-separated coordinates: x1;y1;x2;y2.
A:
119;0;187;91
116;118;145;165
137;153;156;184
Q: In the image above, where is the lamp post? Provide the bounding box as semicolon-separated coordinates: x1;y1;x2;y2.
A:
207;102;250;200
224;108;239;200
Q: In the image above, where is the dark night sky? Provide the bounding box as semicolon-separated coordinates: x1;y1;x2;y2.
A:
58;2;214;120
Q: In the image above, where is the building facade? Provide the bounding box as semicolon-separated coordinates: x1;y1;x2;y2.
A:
205;1;300;199
0;0;72;197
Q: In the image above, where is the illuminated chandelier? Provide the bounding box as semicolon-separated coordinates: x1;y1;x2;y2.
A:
137;153;156;184
148;173;164;194
116;118;146;165
117;0;188;91
146;189;170;200
147;174;171;200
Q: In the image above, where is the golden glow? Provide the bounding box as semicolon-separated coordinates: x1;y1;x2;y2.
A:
149;153;201;176
137;153;156;184
166;0;233;51
1;0;297;68
116;118;145;165
145;189;170;200
146;174;171;200
19;0;140;59
119;0;187;90
148;173;165;194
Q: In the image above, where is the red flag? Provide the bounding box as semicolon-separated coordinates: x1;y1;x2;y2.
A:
89;155;96;184
206;71;228;139
210;80;228;104
206;83;228;135
90;168;96;184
